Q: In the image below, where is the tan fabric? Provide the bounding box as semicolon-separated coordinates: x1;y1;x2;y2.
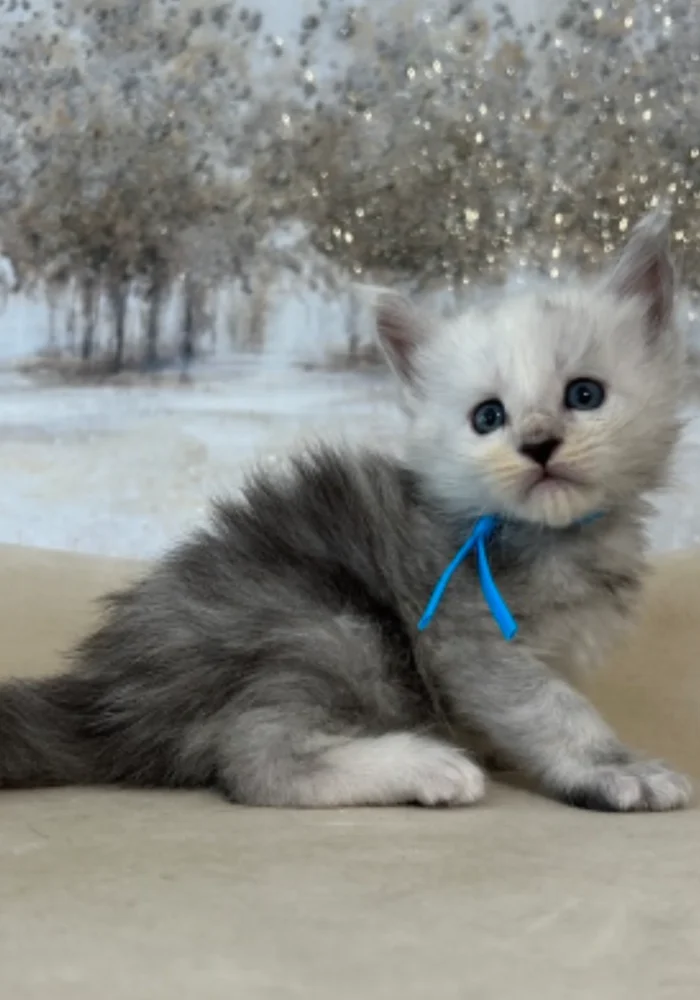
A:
0;544;699;999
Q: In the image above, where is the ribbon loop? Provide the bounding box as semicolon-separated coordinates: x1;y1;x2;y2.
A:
418;513;601;640
417;514;517;639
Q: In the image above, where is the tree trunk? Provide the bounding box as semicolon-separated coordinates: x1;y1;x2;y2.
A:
181;277;196;370
47;299;57;351
80;276;96;361
346;290;361;365
144;274;164;371
108;279;128;373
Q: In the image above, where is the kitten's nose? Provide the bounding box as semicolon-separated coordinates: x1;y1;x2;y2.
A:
520;437;561;468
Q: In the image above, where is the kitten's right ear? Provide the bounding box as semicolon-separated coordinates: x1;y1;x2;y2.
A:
605;209;676;339
374;290;430;387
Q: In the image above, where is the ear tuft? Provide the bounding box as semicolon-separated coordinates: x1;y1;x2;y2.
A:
374;289;429;385
606;209;676;337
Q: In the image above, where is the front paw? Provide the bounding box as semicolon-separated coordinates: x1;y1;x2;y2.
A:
559;760;692;813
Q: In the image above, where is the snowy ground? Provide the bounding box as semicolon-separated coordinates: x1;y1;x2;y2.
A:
0;361;403;558
1;357;700;560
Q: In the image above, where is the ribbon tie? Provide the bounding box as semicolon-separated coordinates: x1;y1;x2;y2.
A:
418;512;602;640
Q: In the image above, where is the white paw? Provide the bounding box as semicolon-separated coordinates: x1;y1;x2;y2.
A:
564;760;693;813
408;743;486;808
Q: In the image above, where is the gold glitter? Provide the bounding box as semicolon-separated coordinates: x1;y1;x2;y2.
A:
2;0;700;312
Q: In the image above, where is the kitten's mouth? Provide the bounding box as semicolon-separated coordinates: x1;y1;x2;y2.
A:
525;466;585;494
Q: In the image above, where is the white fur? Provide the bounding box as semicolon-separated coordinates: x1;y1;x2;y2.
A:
377;225;683;531
270;732;485;808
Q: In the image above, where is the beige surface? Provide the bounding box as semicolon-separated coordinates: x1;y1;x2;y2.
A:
1;544;699;999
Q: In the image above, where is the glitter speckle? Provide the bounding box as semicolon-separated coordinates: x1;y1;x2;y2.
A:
0;0;699;305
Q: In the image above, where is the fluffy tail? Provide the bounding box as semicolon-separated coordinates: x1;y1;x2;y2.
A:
0;674;102;788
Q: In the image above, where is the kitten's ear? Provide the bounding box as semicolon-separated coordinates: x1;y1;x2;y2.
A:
605;209;676;338
375;290;430;386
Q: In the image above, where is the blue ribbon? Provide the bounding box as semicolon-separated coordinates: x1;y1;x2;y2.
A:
417;512;603;640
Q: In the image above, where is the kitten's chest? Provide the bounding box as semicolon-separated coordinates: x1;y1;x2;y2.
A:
529;598;634;677
502;531;644;677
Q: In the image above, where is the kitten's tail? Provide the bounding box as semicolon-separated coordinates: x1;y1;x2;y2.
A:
0;674;103;788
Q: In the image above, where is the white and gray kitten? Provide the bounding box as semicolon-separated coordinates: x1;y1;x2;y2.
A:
0;212;691;811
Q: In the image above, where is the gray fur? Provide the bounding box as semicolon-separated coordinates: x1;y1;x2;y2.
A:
0;212;692;811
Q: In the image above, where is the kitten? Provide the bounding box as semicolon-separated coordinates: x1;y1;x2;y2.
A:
0;212;692;811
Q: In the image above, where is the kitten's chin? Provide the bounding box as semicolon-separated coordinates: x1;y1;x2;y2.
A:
510;479;604;529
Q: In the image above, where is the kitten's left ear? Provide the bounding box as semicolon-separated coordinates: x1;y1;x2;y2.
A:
605;209;676;339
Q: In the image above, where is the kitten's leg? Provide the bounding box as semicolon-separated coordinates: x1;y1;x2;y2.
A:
433;646;691;812
217;711;485;808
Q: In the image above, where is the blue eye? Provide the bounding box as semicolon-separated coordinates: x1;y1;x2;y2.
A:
471;399;506;435
564;379;606;411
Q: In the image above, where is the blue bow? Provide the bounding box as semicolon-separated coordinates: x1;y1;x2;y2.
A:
417;512;602;640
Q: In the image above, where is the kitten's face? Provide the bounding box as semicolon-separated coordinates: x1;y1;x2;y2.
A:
376;213;684;527
406;290;682;526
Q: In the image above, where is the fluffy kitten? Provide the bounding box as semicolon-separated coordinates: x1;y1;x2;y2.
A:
0;212;691;811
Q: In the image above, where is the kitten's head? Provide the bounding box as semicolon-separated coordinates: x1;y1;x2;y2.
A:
375;212;684;527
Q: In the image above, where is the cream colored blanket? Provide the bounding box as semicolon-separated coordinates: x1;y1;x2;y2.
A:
1;544;698;999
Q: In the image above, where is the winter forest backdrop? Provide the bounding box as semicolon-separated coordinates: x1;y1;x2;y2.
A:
2;0;699;371
2;0;700;557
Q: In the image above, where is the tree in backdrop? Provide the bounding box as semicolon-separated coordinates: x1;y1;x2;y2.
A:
0;0;269;371
1;0;700;372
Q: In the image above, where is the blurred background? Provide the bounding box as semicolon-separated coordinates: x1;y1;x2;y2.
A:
1;0;699;557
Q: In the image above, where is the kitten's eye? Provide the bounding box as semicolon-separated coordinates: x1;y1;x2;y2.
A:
471;399;506;435
564;379;606;411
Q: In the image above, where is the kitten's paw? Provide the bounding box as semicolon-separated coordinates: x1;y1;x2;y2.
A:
409;744;486;807
562;760;692;813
